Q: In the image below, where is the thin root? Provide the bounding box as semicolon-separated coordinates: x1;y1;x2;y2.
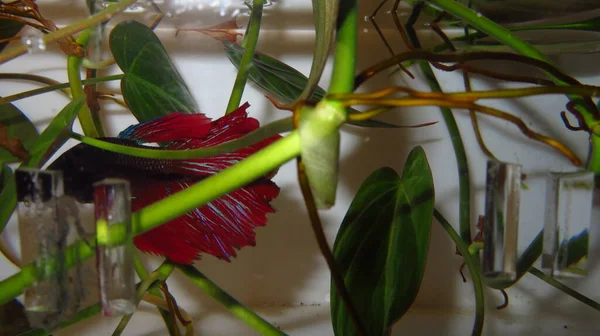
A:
463;69;497;159
497;289;509;310
560;101;588;132
368;0;414;79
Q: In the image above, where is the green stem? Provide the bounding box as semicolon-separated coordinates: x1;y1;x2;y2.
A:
589;135;600;172
327;0;357;95
113;261;175;336
0;73;67;91
406;5;472;243
177;264;286;336
420;62;472;243
133;253;177;336
434;209;484;336
0;132;301;305
424;0;600;171
0;75;123;105
67;28;104;138
71;116;292;159
529;267;600;312
225;0;265;114
0;0;138;65
22;263;175;336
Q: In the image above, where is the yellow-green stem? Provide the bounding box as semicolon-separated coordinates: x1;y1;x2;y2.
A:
0;0;138;65
67;28;104;137
225;0;265;114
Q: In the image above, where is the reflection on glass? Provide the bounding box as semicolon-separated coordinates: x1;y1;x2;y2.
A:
542;171;596;277
94;178;136;317
16;168;67;329
482;160;521;283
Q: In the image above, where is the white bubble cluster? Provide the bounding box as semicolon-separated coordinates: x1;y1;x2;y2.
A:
21;34;46;54
167;0;236;16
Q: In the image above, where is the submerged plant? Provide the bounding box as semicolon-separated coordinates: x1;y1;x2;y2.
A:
0;0;599;335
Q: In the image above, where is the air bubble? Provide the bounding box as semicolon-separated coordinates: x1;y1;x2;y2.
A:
21;34;46;54
364;15;369;22
363;28;369;33
101;0;149;13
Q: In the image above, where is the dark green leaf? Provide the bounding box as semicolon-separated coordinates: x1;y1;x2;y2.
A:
223;42;404;128
0;298;31;336
299;0;338;102
0;99;39;163
331;146;434;336
0;164;15;235
26;97;85;168
0;97;83;242
109;20;198;122
0;20;24;53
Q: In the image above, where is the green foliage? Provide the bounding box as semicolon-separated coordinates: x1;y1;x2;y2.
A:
331;147;434;336
0;100;39;163
109;20;198;122
0;164;15;234
298;104;343;209
223;42;403;128
299;0;338;102
25;98;84;168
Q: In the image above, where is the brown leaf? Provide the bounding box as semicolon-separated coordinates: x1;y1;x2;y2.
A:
0;124;30;161
175;17;242;43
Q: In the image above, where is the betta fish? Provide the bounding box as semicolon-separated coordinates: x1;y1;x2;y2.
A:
49;103;281;264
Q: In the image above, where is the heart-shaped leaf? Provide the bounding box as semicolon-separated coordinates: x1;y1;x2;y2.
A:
0;100;38;163
0;19;24;53
223;42;404;128
109;20;198;122
331;146;434;336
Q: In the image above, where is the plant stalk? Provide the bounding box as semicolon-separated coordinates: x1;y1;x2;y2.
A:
178;265;286;336
225;0;265;114
0;132;301;304
0;0;138;65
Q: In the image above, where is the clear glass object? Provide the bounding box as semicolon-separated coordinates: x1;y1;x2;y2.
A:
94;178;136;317
542;171;597;277
16;168;68;330
482;160;522;282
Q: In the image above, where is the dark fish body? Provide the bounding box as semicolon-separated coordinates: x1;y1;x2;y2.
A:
49;138;190;203
47;105;281;264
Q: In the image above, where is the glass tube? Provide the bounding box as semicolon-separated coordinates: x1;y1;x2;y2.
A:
542;171;596;277
16;168;68;329
482;160;521;283
94;178;136;317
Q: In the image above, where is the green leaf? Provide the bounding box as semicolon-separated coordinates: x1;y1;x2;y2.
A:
109;20;198;122
0;19;24;53
331;147;434;336
223;42;403;128
0;98;83;234
0;99;39;163
298;104;343;209
299;0;338;102
0;164;15;235
26;97;85;168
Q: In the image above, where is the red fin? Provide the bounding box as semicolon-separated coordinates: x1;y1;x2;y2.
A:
132;178;280;264
118;112;213;143
167;102;282;175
